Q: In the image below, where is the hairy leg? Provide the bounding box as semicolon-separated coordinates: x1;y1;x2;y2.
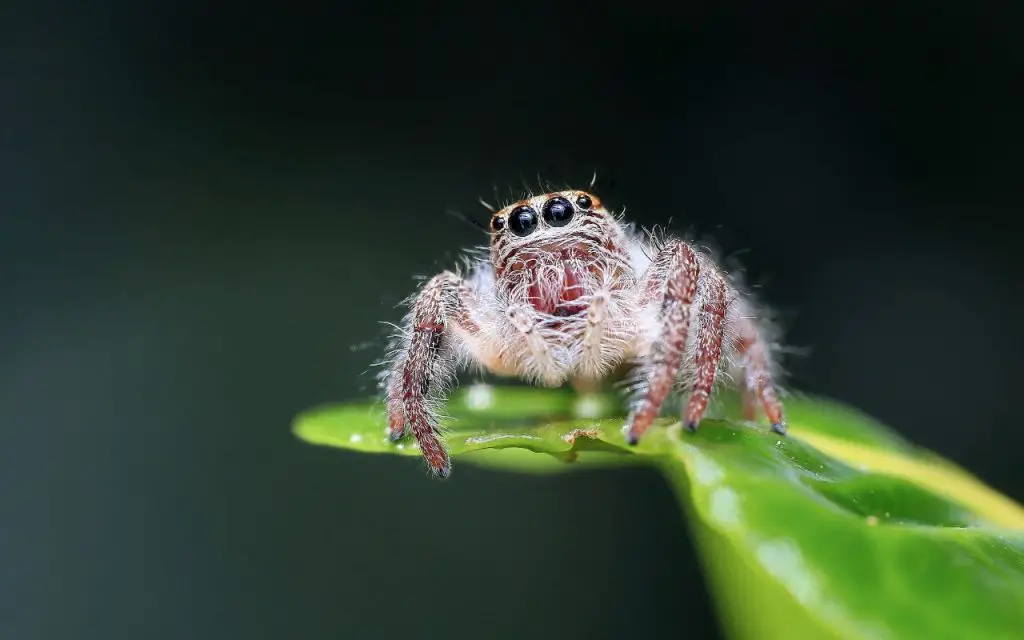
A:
506;305;563;386
581;290;611;373
735;317;787;435
683;273;727;431
741;389;759;421
386;271;483;477
625;241;700;445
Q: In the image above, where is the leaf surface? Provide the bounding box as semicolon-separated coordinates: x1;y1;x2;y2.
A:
294;385;1024;639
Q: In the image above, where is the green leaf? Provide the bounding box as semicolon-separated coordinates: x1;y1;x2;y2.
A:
293;384;1024;640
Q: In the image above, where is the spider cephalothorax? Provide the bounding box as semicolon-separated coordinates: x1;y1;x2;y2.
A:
381;190;787;478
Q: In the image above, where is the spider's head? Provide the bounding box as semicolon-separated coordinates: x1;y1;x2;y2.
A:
489;191;625;315
488;190;608;255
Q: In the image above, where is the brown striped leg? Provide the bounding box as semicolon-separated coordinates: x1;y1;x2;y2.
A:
386;271;481;478
683;274;727;431
736;318;787;435
625;242;700;445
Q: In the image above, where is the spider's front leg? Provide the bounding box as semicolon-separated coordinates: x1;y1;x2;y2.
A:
386;271;483;478
625;241;700;444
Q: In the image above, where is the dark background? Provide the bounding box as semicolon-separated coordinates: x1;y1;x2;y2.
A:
2;1;1021;638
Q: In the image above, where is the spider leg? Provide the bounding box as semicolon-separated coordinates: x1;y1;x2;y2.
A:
506;305;563;386
735;317;787;435
386;271;484;478
580;290;611;375
625;241;700;445
683;272;727;431
741;388;760;421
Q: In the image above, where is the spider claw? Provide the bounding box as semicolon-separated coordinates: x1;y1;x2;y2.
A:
771;422;788;436
388;429;405;443
430;460;452;479
683;420;699;433
624;430;640;446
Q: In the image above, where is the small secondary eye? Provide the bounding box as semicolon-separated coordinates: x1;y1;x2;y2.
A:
575;194;593;209
508;206;539;236
542;197;575;227
491;216;505;231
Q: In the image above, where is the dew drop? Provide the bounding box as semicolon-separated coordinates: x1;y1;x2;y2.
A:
465;383;495;410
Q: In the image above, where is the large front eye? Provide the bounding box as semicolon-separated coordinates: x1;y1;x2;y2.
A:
542;197;574;227
508;205;539;236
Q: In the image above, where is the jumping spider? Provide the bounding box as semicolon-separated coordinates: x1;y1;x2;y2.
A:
381;190;787;477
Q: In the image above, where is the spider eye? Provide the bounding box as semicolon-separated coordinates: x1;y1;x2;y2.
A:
508;205;538;236
491;216;505;232
575;194;593;209
542;197;574;227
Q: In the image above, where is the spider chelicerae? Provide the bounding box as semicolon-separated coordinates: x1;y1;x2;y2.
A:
379;189;787;477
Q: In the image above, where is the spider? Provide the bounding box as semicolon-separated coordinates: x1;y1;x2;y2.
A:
380;189;787;478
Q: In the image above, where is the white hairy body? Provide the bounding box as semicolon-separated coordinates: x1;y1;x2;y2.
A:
381;190;787;477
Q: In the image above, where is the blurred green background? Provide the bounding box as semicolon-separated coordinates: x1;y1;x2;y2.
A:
2;2;1021;638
